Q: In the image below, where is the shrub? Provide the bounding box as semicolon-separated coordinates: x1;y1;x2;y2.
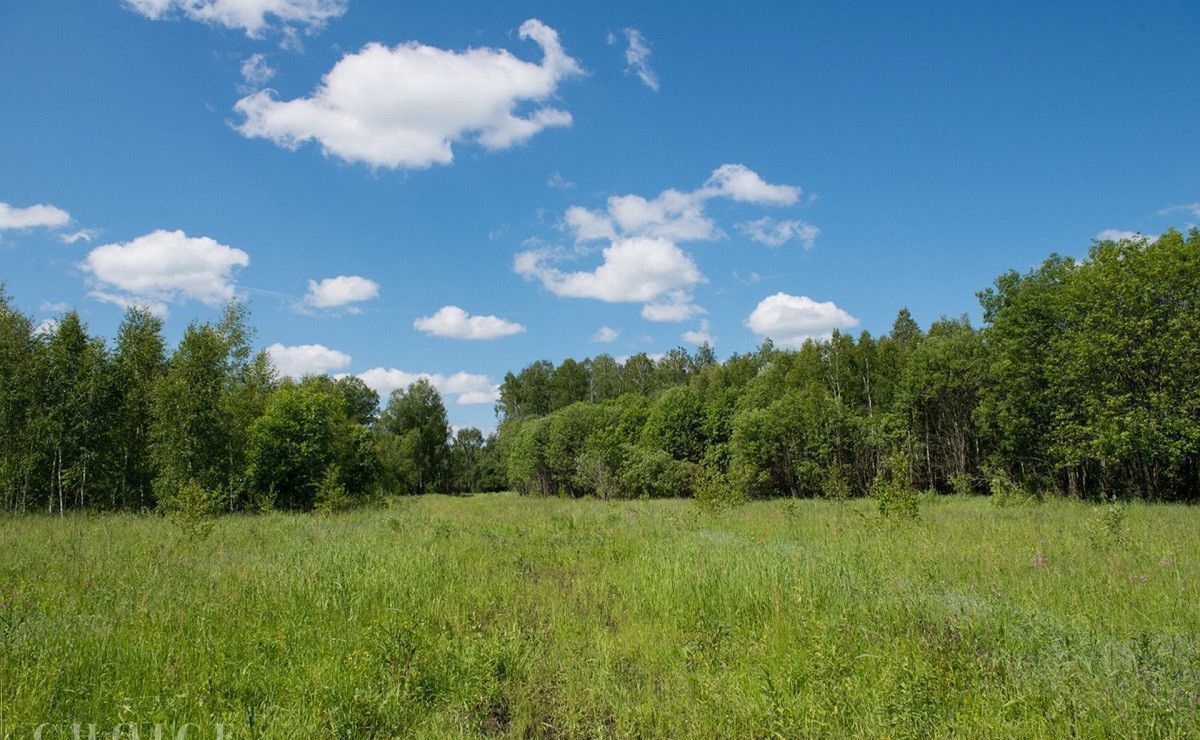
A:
873;450;919;521
1085;496;1127;550
573;450;621;499
315;465;353;514
986;467;1037;507
163;479;224;536
694;466;745;512
822;464;852;500
948;472;975;496
618;445;695;498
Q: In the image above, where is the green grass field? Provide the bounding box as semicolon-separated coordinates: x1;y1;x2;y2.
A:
2;495;1198;738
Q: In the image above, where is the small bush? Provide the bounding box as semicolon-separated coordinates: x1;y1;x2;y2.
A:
873;451;919;521
986;467;1037;507
1085;495;1127;550
948;472;975;496
573;450;621;500
315;466;354;514
163;479;224;536
821;464;852;501
694;466;745;512
618;445;695;498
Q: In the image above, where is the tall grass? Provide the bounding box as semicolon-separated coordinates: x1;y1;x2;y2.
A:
1;495;1197;737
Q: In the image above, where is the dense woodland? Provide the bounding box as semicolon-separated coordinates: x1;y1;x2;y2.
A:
0;229;1197;513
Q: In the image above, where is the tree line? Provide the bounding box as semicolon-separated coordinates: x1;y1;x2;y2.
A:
0;229;1196;513
0;300;502;514
497;229;1200;502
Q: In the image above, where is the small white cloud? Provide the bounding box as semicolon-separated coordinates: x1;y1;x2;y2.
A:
354;368;499;405
32;318;59;337
563;206;618;242
59;228;99;244
641;294;705;322
515;237;704;305
682;319;714;346
123;0;346;38
87;290;169;318
546;172;575;190
234;19;582;169
413;305;525;340
591;326;619;342
1155;202;1200;218
745;292;859;347
301;275;379;312
39;301;70;313
621;28;659;91
563;164;802;244
737;217;819;248
0;202;71;230
1094;228;1156;242
83;229;248;306
704;164;800;205
266;342;351;378
239;53;276;93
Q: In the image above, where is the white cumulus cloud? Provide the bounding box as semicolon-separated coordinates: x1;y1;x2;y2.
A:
0;202;71;230
354;368;498;405
301;275;379;312
233;19;582;169
413;305;525;340
704;164;800;205
682;319;714;346
563;164;802;244
745;292;859;347
737;217;819;248
123;0;347;38
591;326;619;342
82;229;249;307
266;342;351;378
515;237;704;304
640;293;705;322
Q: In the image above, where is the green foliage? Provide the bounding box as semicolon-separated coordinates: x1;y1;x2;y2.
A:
986;466;1038;507
729;385;835;499
641;385;706;463
693;466;745;512
314;465;353;514
573;449;621;499
3;231;1200;515
822;464;853;500
873;450;920;521
151;322;234;503
617;444;695;498
979;229;1200;499
948;472;974;496
377;379;450;494
246;381;373;510
161;478;223;536
1085;496;1128;550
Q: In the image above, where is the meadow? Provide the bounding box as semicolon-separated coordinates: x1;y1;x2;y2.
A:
2;494;1197;738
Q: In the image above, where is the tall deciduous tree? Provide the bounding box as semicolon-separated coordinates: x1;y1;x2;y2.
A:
377;379;450;494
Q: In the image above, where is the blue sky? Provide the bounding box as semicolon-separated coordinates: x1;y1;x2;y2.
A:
2;1;1197;431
